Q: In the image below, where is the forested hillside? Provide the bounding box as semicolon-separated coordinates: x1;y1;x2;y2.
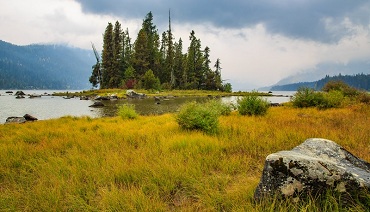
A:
0;40;95;89
270;73;370;91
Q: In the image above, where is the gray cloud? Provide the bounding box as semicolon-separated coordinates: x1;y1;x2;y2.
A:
74;0;370;42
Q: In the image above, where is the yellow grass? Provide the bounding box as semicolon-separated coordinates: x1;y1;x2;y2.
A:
0;104;369;211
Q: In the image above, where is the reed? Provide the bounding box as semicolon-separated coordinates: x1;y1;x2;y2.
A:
0;104;369;211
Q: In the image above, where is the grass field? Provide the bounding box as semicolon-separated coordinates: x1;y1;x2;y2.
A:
0;104;369;211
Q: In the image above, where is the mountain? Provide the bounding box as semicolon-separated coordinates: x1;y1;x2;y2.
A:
259;61;370;91
0;40;96;89
270;73;370;91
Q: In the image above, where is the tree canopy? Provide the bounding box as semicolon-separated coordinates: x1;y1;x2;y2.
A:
90;11;229;91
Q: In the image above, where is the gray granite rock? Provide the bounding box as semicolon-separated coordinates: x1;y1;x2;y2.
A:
5;117;27;124
254;138;370;200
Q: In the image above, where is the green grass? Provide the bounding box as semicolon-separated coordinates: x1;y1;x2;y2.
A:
0;104;369;211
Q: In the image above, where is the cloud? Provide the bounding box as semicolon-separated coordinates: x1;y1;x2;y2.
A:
0;0;141;49
0;0;369;90
176;19;370;90
74;0;370;42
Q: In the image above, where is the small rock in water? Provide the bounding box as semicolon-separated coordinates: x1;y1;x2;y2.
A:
89;101;105;107
254;138;370;200
23;114;38;121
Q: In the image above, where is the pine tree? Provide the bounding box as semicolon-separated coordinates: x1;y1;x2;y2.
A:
111;21;123;88
186;30;204;89
214;58;222;90
123;28;133;70
142;12;161;78
166;10;175;88
133;29;150;78
174;38;185;88
101;22;114;89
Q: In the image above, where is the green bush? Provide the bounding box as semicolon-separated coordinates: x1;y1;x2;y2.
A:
176;101;220;134
322;80;359;97
206;99;232;116
237;94;270;116
318;90;344;109
291;87;325;108
117;104;138;120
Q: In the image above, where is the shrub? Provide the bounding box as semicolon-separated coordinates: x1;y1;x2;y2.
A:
176;101;219;134
357;92;370;104
206;99;232;116
322;80;359;97
223;83;232;93
237;94;270;116
291;87;325;108
142;69;161;90
318;90;344;109
117;104;138;120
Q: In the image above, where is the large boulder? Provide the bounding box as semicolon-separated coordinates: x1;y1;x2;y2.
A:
126;90;146;99
254;138;370;200
5;117;27;124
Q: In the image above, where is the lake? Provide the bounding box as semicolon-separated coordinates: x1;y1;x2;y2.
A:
0;90;294;124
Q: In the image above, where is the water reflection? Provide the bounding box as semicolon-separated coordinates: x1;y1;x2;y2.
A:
93;96;209;117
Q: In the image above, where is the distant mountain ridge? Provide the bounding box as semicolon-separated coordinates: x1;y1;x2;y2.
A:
0;40;95;89
270;73;370;91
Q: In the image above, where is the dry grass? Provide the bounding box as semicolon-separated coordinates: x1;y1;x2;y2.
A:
0;104;369;211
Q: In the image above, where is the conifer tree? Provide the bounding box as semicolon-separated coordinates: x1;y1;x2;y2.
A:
186;30;204;89
214;58;223;90
174;38;185;88
133;29;150;77
166;10;175;88
101;22;114;88
123;28;133;70
142;12;161;78
111;21;123;87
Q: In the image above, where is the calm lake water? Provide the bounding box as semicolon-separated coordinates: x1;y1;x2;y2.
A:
0;90;294;124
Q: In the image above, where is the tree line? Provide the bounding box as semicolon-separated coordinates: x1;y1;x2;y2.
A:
89;11;231;92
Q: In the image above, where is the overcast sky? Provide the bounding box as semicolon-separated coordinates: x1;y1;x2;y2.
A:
0;0;369;90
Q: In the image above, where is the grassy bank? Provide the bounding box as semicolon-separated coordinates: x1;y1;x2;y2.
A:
0;104;369;211
53;89;272;98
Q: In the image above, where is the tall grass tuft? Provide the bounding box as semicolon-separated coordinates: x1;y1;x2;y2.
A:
117;104;138;120
176;100;230;134
237;94;270;116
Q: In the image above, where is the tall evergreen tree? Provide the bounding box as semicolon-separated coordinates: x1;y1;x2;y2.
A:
159;31;168;83
166;10;175;87
214;58;223;90
142;12;161;77
186;30;204;89
101;22;114;88
123;28;133;69
111;21;123;87
174;38;185;88
133;29;150;77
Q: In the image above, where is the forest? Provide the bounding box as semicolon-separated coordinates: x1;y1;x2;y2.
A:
270;73;370;91
90;11;231;92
